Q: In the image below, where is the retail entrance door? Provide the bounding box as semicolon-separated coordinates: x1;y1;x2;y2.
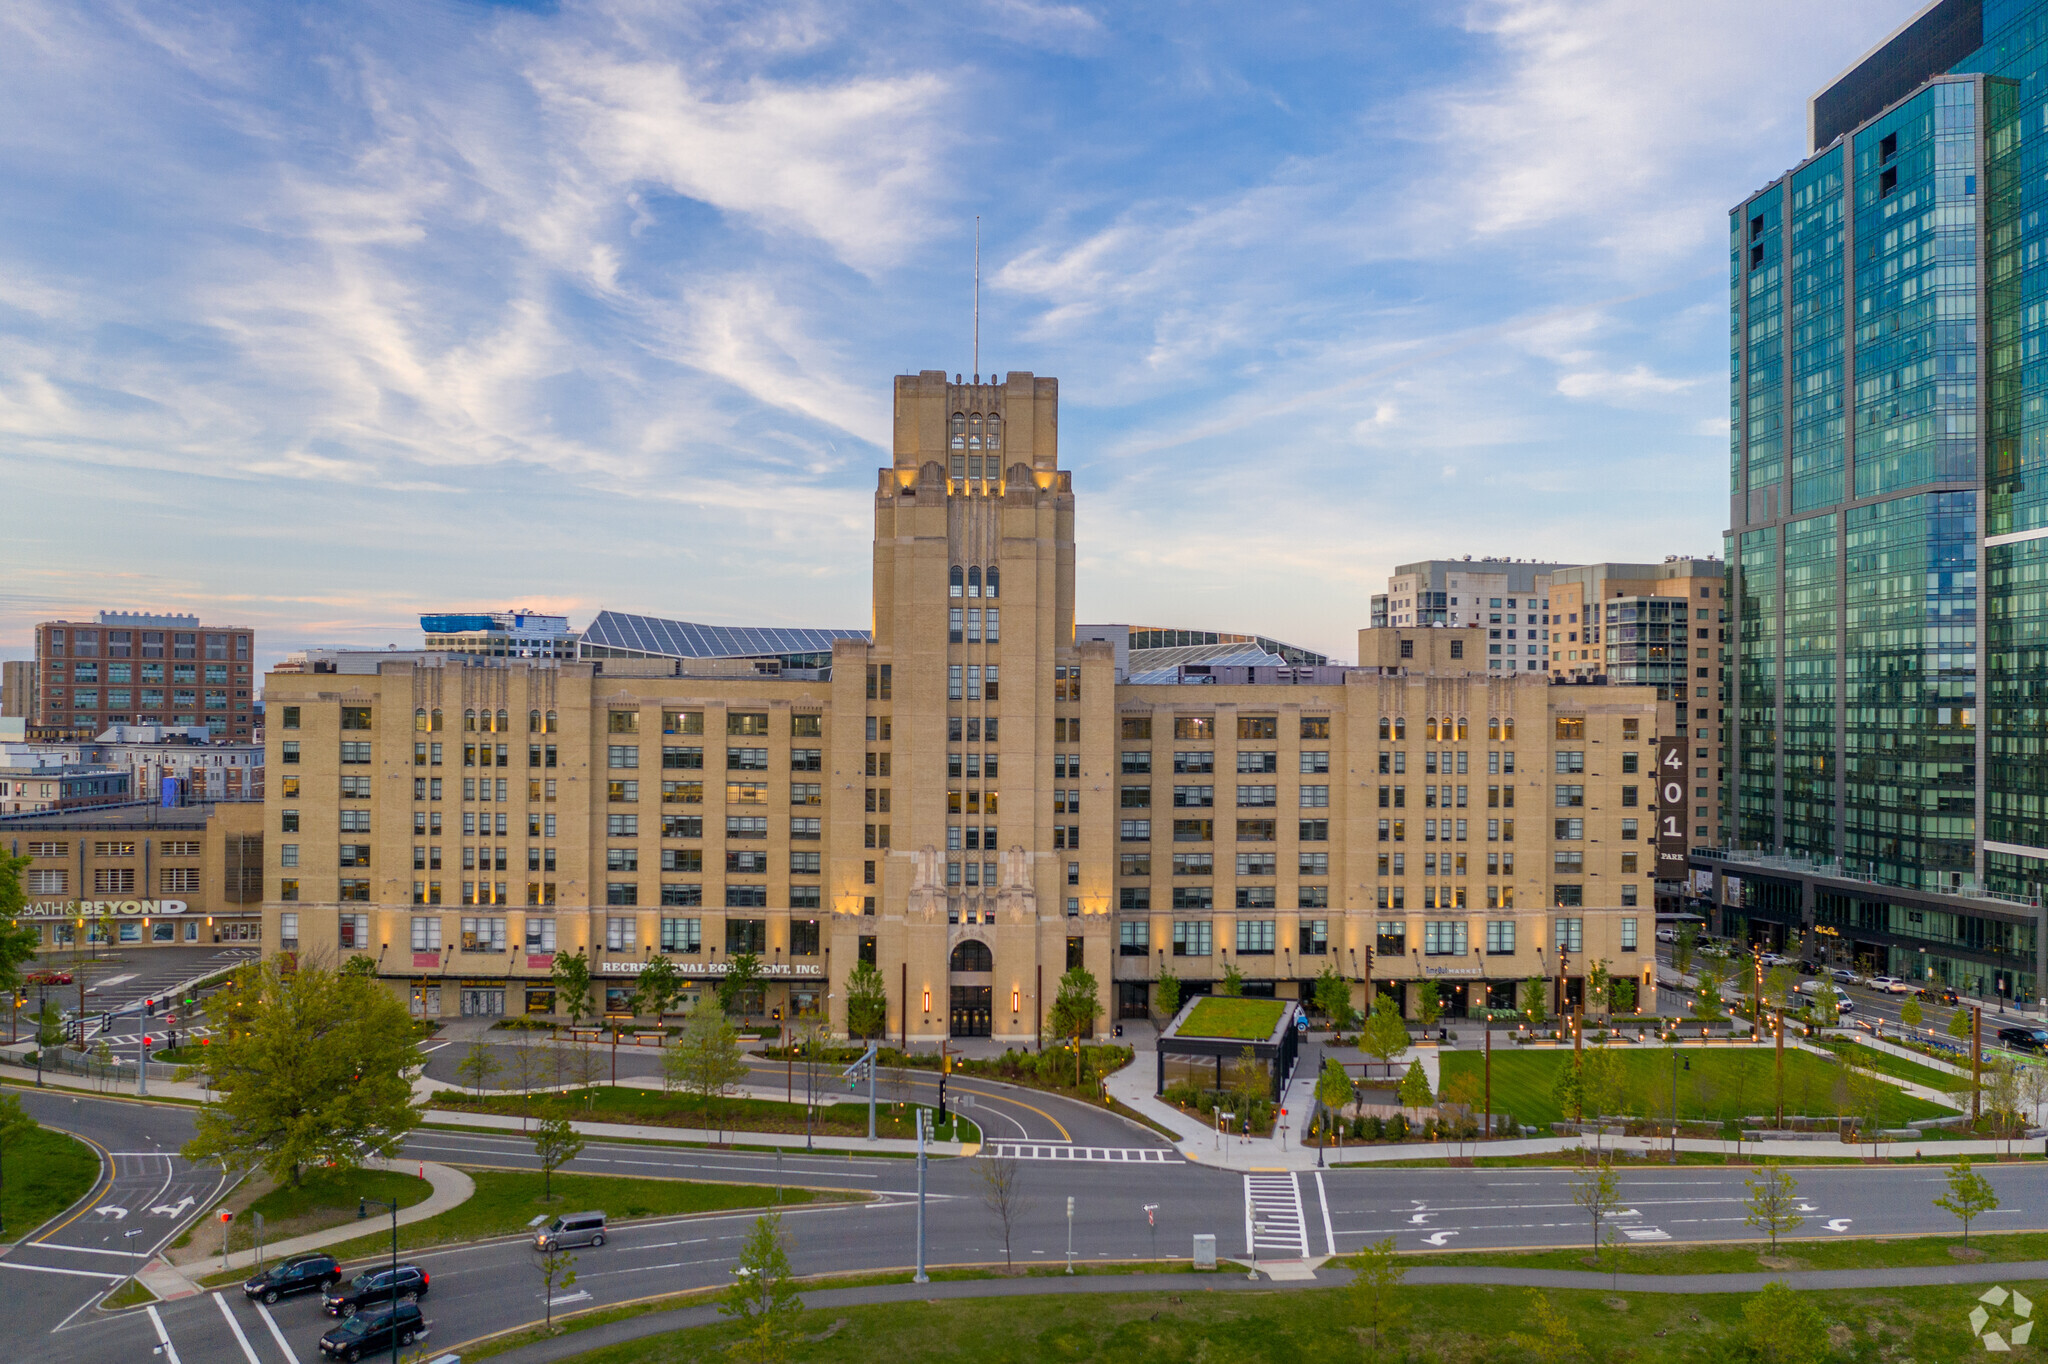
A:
950;985;992;1037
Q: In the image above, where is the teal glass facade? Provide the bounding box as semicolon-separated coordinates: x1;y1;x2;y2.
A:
1714;0;2048;1005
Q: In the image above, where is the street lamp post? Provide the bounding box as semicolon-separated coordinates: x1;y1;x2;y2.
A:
356;1195;403;1364
912;1109;930;1284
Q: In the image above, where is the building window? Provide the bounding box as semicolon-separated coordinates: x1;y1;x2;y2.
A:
1236;919;1276;954
1423;921;1467;956
1171;921;1212;956
1119;921;1150;956
606;883;639;906
1620;915;1638;948
661;917;702;952
1554;915;1583;949
1486;920;1515;955
606;916;637;950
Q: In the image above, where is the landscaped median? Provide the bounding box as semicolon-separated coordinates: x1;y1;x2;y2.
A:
193;1169;860;1287
0;1105;99;1239
428;1085;979;1144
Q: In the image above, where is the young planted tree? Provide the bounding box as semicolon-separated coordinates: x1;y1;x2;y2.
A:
975;1154;1028;1268
1609;976;1638;1016
536;1244;577;1330
1397;1059;1433;1116
1899;993;1924;1030
0;852;46;1012
1439;1070;1483;1154
1569;1153;1622;1257
1587;960;1611;1021
718;952;764;1023
1692;962;1728;1022
719;1211;802;1364
1048;966;1101;1085
844;960;889;1041
182;958;424;1187
1743;1166;1804;1251
1360;994;1411;1068
1153;966;1183;1023
1314;1057;1355;1154
1552;1057;1585;1124
633;956;683;1022
1845;1057;1893;1154
1415;981;1442;1032
456;1038;501;1098
507;1031;552;1129
1219;963;1245;997
1673;923;1698;977
1765;963;1797;1012
1936;1158;2000;1249
1509;1289;1586;1364
1808;978;1840;1027
532;1110;585;1203
1579;1049;1626;1151
1948;1001;1976;1041
1346;1237;1408;1351
1312;964;1356;1035
1228;1045;1269;1128
551;949;595;1028
668;1006;750;1142
1519;976;1548;1026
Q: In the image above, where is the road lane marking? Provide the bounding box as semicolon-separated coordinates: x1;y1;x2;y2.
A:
0;1261;124;1279
146;1304;184;1364
215;1292;264;1364
256;1301;303;1364
33;1242;149;1257
1314;1171;1336;1257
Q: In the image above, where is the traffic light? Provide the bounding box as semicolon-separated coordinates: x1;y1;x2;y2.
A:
1363;946;1374;976
145;998;156;1016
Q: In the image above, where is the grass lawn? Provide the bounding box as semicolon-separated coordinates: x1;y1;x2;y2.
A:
3;1124;98;1237
199;1169;854;1281
1175;997;1285;1040
100;1278;157;1308
431;1087;978;1143
537;1279;2005;1364
1439;1046;1955;1130
1416;1227;2048;1276
1820;1038;1960;1090
219;1167;432;1256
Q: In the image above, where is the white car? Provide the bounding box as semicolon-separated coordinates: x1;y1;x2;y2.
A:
1868;976;1911;994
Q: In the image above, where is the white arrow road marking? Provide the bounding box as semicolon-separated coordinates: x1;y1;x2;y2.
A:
1422;1231;1459;1246
149;1196;194;1218
545;1290;591;1306
1795;1202;1819;1212
96;1206;129;1219
214;1293;262;1364
1408;1212;1434;1225
1622;1226;1672;1240
1826;1218;1853;1232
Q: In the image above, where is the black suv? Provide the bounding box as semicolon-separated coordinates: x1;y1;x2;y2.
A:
243;1253;341;1304
1998;1026;2048;1053
318;1302;427;1361
322;1263;429;1317
1919;985;1960;1005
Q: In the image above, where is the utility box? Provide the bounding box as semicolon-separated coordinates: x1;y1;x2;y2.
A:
1192;1234;1216;1270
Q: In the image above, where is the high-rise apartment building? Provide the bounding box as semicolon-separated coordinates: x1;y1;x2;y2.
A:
263;371;1671;1036
1;661;36;720
1707;0;2048;1005
32;614;256;740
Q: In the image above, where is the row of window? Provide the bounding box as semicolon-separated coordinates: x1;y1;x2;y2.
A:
1375;885;1638;909
45;628;247;659
1119;887;1331;910
1116;785;1332;809
24;868;200;894
1118;852;1329;875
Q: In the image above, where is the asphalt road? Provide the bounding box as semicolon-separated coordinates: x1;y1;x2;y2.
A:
11;1080;2048;1364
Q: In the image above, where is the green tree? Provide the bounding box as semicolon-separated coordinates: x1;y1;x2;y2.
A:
1743;1166;1803;1251
1315;1057;1354;1154
1579;1048;1625;1144
342;954;376;976
1312;964;1356;1034
1673;923;1698;977
720;1210;802;1364
1398;1058;1432;1113
532;1109;585;1203
1949;1002;1976;1041
1808;977;1839;1025
1346;1237;1408;1350
1219;962;1245;997
1552;1057;1585;1123
633;956;683;1020
1570;1152;1621;1256
666;1006;750;1142
1048;965;1100;1049
718;951;764;1021
0;852;46;1008
1609;976;1638;1015
536;1244;577;1330
1520;976;1548;1025
455;1038;501;1097
1227;1045;1268;1124
843;959;888;1041
33;999;65;1052
1764;963;1797;1011
1360;993;1410;1066
180;958;423;1187
1743;1280;1832;1364
1935;1158;1999;1248
1415;980;1442;1030
1692;962;1727;1021
551;949;595;1027
1153;966;1182;1022
1899;993;1924;1029
1509;1289;1586;1364
1587;960;1611;1019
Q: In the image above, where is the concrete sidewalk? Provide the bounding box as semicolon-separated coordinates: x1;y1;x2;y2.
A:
421;1105;971;1158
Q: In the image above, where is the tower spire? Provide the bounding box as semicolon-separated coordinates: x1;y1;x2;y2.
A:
973;216;981;384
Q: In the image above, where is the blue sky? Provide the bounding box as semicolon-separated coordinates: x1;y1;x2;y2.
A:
0;0;1919;667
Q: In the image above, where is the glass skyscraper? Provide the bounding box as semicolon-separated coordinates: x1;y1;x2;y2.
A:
1708;0;2048;1003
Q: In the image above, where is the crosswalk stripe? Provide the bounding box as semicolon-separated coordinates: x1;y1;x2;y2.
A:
1243;1172;1311;1259
982;1143;1179;1163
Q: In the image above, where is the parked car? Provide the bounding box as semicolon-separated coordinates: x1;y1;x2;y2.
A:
1868;976;1912;994
243;1252;341;1304
1918;985;1960;1005
322;1263;429;1317
318;1302;427;1361
1997;1027;2048;1052
1829;967;1860;984
1656;926;1678;944
535;1210;607;1251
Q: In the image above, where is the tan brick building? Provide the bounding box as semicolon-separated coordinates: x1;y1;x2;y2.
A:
259;370;1668;1039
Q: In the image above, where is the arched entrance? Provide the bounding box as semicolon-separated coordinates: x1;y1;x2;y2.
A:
949;939;993;1037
